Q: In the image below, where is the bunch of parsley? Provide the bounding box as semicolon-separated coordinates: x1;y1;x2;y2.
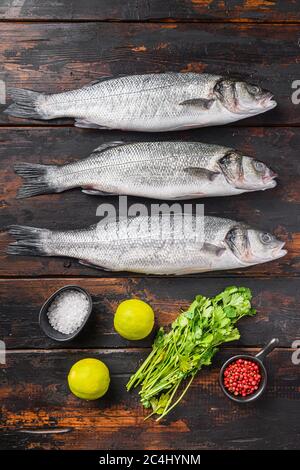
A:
126;286;256;420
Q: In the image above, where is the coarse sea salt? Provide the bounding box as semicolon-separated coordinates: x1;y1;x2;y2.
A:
47;290;89;335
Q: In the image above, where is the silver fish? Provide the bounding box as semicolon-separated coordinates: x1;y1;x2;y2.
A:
7;215;286;275
4;73;276;131
14;141;277;199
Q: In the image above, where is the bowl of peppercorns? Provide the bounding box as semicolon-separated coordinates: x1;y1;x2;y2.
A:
219;338;279;403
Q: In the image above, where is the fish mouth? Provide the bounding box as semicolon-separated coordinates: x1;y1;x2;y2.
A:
262;170;278;188
261;92;277;109
261;179;277;190
267;169;278;180
272;241;287;259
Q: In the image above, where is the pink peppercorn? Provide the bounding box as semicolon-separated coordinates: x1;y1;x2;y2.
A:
223;359;262;397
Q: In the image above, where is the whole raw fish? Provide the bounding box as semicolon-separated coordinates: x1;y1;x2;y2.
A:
14;141;277;199
4;73;276;131
7;215;286;275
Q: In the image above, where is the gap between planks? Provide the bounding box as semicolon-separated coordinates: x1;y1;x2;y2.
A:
0;19;300;25
4;347;292;354
0;275;299;280
1;124;300;129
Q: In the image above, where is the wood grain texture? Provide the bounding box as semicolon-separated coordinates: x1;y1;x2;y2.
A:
1;277;299;349
1;1;300;452
0;126;298;277
0;348;299;450
0;23;299;126
1;0;300;22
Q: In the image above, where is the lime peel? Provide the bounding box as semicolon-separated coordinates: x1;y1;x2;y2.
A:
68;358;110;400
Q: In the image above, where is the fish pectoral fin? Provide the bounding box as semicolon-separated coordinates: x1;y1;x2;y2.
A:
81;189;118;196
202;242;226;257
215;247;226;257
79;260;110;271
183;167;220;181
179;98;215;109
91;141;125;154
75;119;112;130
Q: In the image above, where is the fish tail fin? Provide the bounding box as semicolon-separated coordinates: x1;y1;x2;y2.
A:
14;162;58;198
6;225;51;257
4;88;46;120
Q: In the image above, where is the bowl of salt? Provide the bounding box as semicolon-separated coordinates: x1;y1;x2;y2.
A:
39;285;93;341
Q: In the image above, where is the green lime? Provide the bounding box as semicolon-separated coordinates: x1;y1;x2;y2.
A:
68;358;110;400
114;299;154;340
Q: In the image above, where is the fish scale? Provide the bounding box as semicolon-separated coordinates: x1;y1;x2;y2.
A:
5;73;276;131
7;215;286;275
14;141;277;200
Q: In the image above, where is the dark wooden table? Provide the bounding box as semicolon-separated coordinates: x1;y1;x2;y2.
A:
0;1;300;450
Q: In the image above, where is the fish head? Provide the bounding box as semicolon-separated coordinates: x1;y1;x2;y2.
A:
241;156;277;190
218;152;277;191
214;79;277;115
225;225;287;265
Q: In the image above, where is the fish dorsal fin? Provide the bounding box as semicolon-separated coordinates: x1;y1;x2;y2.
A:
179;98;215;110
83;75;129;87
91;141;126;154
184;167;220;181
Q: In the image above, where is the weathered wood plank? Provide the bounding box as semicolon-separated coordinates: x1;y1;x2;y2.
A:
0;349;299;450
0;0;299;22
0;126;298;277
0;23;298;126
1;277;299;349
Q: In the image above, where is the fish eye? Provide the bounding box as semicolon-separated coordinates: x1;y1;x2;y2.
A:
260;232;273;244
253;161;265;173
248;85;260;94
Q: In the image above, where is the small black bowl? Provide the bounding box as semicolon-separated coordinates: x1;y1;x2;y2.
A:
219;338;279;403
39;285;93;342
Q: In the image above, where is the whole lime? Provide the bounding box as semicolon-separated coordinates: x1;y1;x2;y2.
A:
68;358;110;400
114;299;154;340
